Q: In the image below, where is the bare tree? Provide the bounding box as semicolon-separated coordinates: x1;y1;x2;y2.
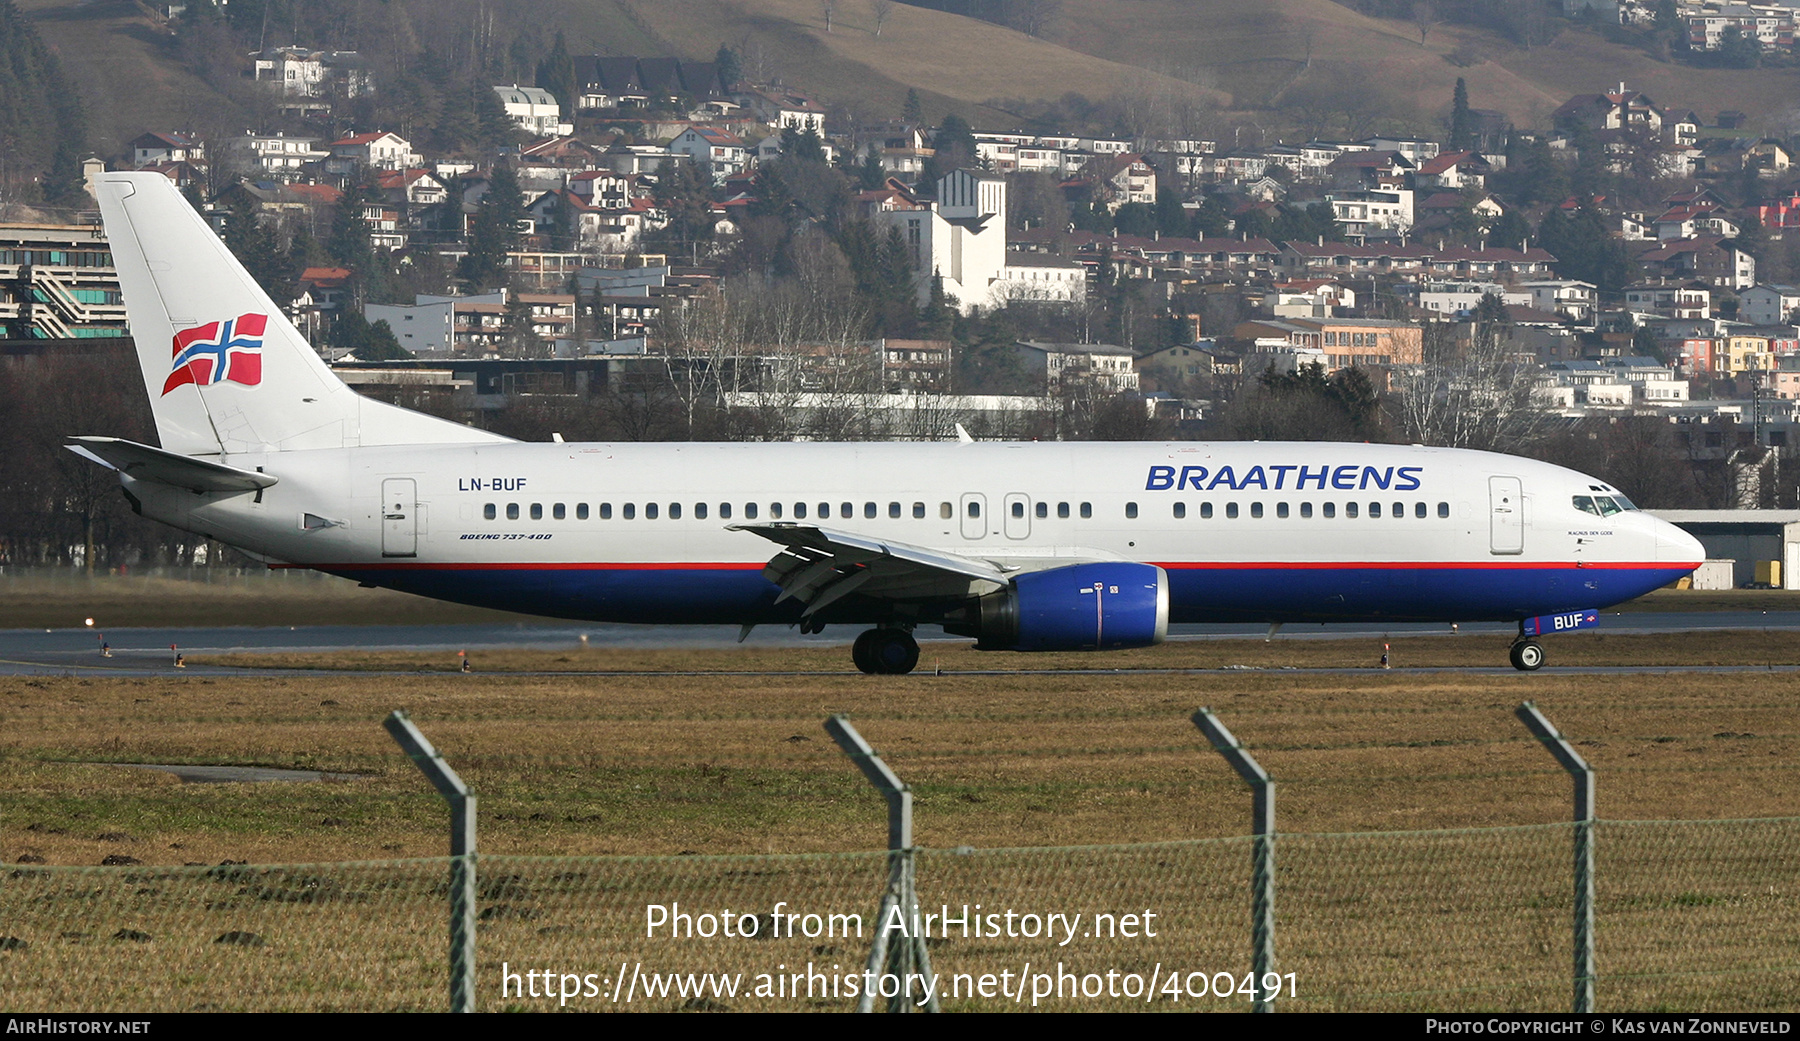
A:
1393;320;1550;451
821;0;835;33
870;0;895;37
1412;1;1440;46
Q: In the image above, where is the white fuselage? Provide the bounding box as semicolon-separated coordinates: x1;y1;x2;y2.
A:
122;440;1703;628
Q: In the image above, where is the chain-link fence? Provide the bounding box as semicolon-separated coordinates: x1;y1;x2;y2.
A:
4;818;1798;1012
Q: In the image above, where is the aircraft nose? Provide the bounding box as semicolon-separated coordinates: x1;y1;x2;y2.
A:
1655;519;1704;566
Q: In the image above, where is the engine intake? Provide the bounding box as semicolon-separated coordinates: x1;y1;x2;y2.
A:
973;562;1170;652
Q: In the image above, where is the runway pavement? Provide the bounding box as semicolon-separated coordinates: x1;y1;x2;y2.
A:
2;612;1797;677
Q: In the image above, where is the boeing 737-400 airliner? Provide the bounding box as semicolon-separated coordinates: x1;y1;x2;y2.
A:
69;173;1704;673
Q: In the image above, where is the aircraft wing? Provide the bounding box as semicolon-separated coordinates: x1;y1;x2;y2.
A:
65;436;278;493
729;523;1009;618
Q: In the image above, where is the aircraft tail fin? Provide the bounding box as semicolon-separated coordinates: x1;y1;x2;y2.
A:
93;172;508;456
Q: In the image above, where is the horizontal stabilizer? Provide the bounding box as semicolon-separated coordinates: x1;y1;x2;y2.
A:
66;436;277;493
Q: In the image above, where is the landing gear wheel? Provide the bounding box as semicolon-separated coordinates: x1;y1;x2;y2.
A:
854;628;919;675
1509;640;1545;672
851;630;879;675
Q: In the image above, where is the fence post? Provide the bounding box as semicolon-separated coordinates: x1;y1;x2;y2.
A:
384;710;477;1013
1192;708;1276;1013
1515;700;1595;1014
825;714;938;1013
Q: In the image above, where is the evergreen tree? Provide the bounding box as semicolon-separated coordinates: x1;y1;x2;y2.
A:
0;1;89;206
935;114;977;165
1538;206;1631;293
334;313;412;360
220;193;296;303
1154;187;1187;237
716;45;743;90
859;150;889;190
477;84;521;150
328;178;376;272
535;32;577;116
903;88;922;124
652;158;718;254
459;167;525;289
1488;209;1533;251
1113;202;1156;238
1449;78;1472;152
1516;136;1568;206
1718;25;1760;69
780;123;828;164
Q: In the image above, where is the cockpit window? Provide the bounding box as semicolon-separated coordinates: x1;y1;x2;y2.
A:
1575;494;1631;517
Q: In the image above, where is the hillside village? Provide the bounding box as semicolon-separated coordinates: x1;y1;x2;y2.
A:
17;0;1800;569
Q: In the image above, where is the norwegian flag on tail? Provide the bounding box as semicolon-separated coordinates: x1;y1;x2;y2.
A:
162;313;267;396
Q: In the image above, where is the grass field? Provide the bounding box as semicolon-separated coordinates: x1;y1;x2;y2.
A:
24;0;1800;161
1;636;1797;1011
4;633;1797;862
4;570;1799;1010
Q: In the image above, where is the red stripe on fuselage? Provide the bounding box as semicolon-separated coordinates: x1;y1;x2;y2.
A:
273;560;1697;572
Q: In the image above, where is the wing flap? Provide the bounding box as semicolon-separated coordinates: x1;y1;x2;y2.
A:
66;436;277;493
730;522;1008;618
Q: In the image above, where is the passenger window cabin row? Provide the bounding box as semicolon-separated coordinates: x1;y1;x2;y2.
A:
479;500;1455;522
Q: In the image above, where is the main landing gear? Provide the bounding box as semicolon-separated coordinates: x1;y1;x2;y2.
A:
852;627;920;675
1508;638;1545;672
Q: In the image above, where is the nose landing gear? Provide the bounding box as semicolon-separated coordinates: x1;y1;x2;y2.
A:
1508;639;1545;671
852;627;920;675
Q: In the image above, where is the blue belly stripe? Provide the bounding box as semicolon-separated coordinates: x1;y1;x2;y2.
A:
320;563;1694;626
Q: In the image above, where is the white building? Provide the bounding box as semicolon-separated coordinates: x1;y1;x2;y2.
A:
880;170;1004;314
493;85;571;137
668;126;748;181
1325;188;1414;238
251;46;370;99
224;132;328;179
326;132;420;174
1521;280;1597;322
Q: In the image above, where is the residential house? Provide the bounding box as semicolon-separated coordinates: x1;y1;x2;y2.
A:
1360;136;1440;164
1078;154;1157;211
251;46;370;97
1232;317;1424;369
668;126;749;181
1326;150;1414;190
223;132;328;180
1413;151;1490;191
568;170;634;209
1269;280;1355;318
1740;284;1800;326
1325;188;1414;238
291;266;353;341
1553;87;1666;137
493;86;570;138
734;88;827;131
1635;237;1755;289
130;131;204;168
326;132;420;175
1011;341;1140;392
877;339;952;392
1135;341;1220;390
1624;280;1713;319
568;56;727;111
1520;281;1597;322
525;190;649;252
376;169;449;213
1687;6;1795;50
